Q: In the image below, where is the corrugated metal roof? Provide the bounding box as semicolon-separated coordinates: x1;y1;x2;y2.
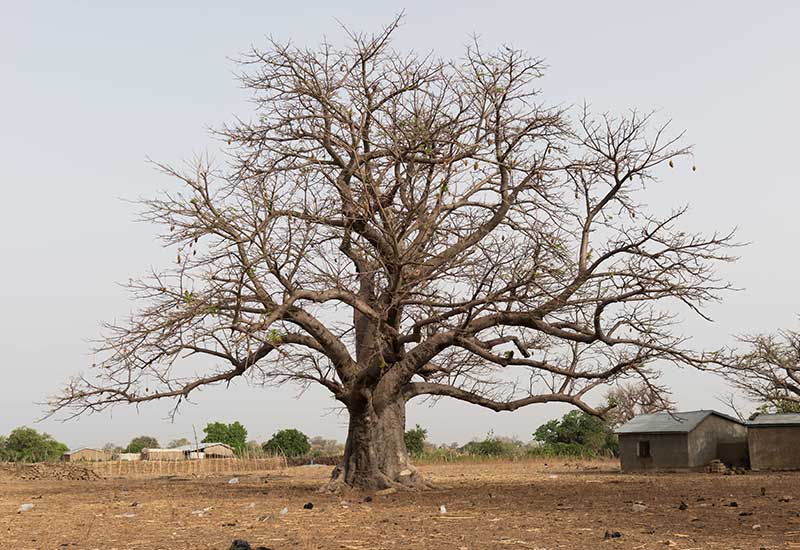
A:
65;447;103;454
615;410;743;434
749;413;800;427
144;442;234;452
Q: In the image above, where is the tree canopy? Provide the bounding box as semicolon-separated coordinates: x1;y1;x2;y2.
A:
51;17;736;489
404;425;427;457
0;427;69;462
262;428;311;457
125;436;159;454
718;323;800;412
202;421;248;455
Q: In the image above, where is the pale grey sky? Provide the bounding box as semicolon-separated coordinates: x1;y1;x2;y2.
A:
2;1;798;449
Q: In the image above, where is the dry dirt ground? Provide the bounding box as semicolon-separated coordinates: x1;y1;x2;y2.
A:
3;459;800;549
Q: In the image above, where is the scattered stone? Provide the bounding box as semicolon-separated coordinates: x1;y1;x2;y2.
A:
222;521;237;527
130;501;140;507
760;487;766;496
228;477;240;485
678;502;688;511
230;540;251;550
375;487;397;497
1;463;101;481
439;504;447;515
632;502;648;512
603;530;622;540
779;496;793;502
723;501;738;507
17;504;34;513
303;502;314;510
752;524;761;530
739;511;753;516
364;496;373;503
279;507;288;515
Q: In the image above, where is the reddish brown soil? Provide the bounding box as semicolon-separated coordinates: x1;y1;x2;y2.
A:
2;459;800;549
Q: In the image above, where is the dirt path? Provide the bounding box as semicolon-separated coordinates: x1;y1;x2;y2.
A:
2;460;799;549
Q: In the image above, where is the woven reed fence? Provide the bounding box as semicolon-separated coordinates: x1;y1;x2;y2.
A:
86;457;285;478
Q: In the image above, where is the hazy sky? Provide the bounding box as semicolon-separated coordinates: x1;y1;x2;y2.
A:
2;1;798;449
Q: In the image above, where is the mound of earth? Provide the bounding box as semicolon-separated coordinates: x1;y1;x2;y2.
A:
0;462;102;481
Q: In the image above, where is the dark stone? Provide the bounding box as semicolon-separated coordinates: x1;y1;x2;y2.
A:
230;540;252;550
678;502;688;510
603;530;622;540
364;496;373;503
303;502;314;509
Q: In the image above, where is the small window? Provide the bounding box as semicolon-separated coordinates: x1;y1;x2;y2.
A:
637;440;651;458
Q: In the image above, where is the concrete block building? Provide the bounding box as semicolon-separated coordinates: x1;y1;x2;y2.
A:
748;413;800;471
616;410;747;472
62;448;111;462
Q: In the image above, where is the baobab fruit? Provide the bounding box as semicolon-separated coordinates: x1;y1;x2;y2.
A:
473;162;479;171
669;159;674;168
692;165;697;171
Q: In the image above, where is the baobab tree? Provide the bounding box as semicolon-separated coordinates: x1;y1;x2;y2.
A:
604;381;676;427
719;324;800;413
51;19;736;490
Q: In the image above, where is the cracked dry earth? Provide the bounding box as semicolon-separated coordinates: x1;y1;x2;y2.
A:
2;460;800;549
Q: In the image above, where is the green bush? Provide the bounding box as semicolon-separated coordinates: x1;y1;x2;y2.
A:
0;427;69;462
262;428;311;457
404;425;427;457
532;410;618;457
460;432;520;457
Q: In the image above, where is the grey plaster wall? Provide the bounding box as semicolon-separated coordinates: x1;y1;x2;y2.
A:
619;433;689;472
687;415;748;468
749;427;800;471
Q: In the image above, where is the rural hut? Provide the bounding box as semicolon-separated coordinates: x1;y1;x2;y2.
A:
141;448;186;461
62;448;111;462
194;442;235;458
748;413;800;471
117;452;141;461
616;410;747;472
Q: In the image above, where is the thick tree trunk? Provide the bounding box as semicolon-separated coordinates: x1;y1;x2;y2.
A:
326;395;424;491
